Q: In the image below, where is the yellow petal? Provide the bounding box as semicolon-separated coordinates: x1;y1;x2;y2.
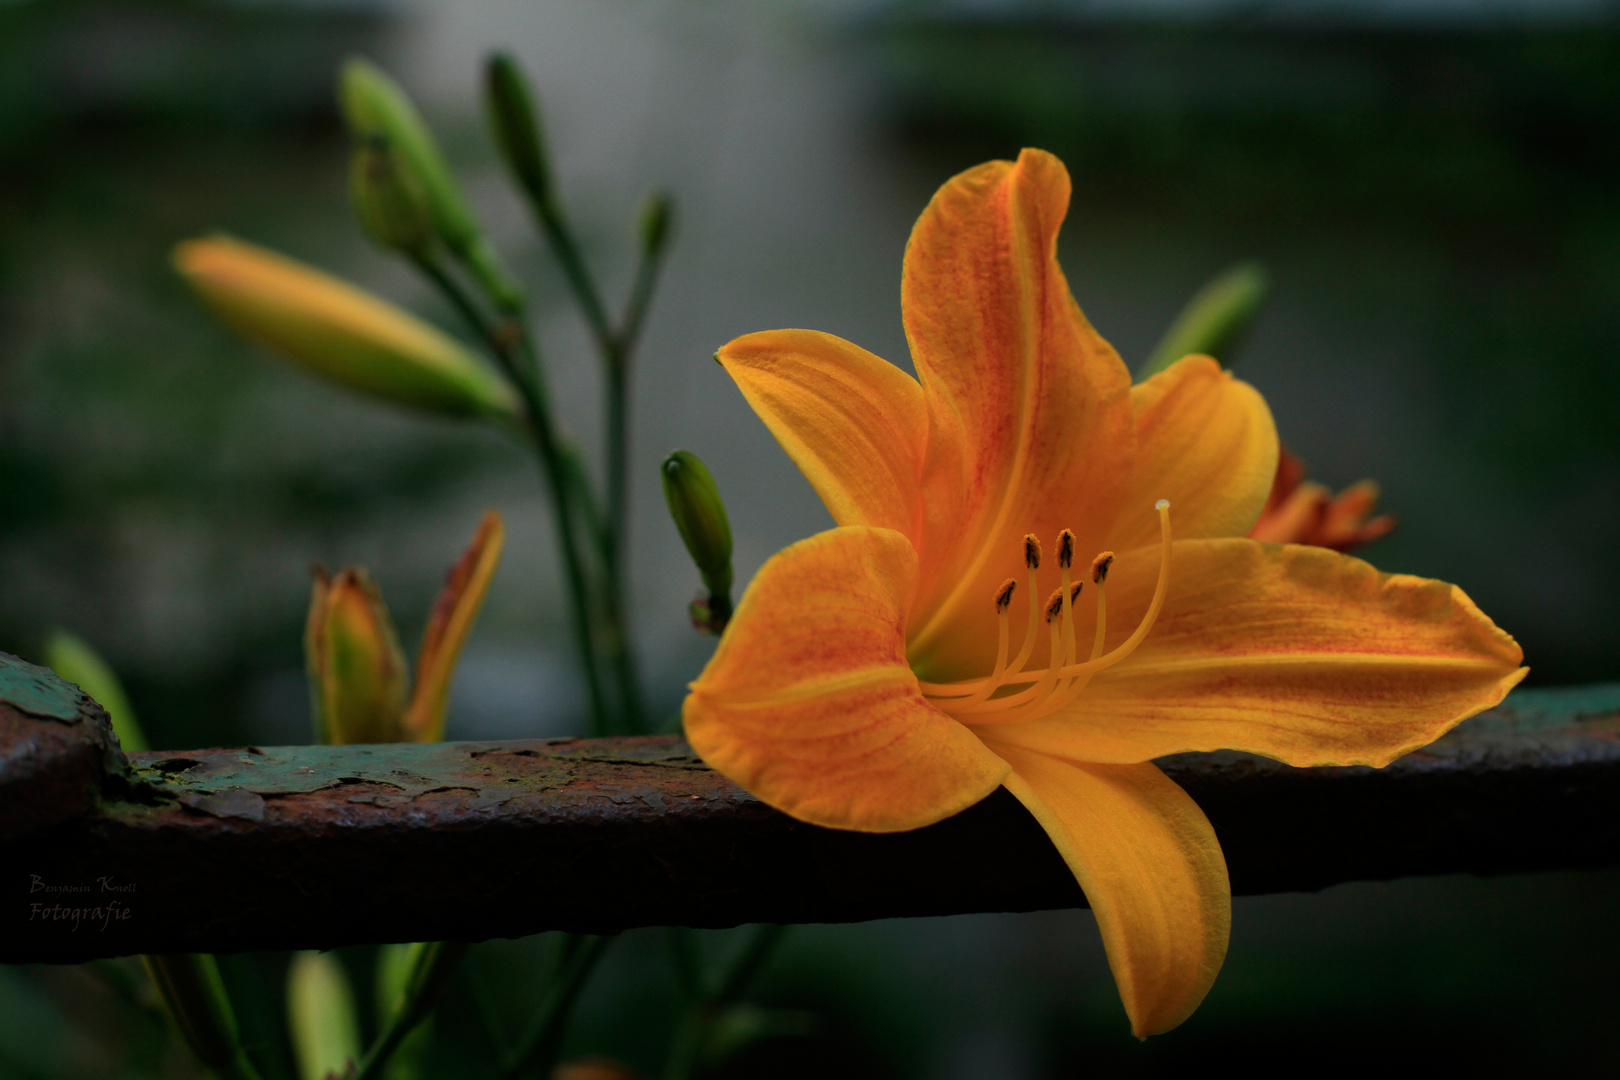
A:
175;236;518;420
982;743;1229;1037
684;526;1009;832
900;149;1135;680
1110;355;1278;554
999;538;1527;767
717;330;927;542
402;510;505;742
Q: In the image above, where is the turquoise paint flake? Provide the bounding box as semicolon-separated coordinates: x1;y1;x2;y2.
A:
0;652;83;721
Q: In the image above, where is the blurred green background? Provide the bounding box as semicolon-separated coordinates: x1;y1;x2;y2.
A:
3;0;1619;1076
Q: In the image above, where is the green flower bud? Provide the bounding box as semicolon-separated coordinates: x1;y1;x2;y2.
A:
350;133;436;260
305;566;409;745
662;451;734;633
485;52;552;204
1136;260;1269;381
339;56;524;313
638;190;674;260
286;952;361;1080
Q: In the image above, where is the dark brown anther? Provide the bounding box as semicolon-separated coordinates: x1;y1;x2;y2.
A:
1092;551;1115;585
1070;581;1083;603
994;579;1017;613
1023;534;1041;570
1057;529;1075;569
1044;587;1066;623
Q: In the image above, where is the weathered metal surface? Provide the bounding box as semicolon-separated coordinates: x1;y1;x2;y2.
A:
3;650;1619;963
0;654;127;843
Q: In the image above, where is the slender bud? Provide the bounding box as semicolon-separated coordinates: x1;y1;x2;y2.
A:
638;190;674;260
175;235;519;421
141;954;262;1080
286;951;361;1080
305;566;409;745
401;511;505;743
1137;260;1269;381
350;132;436;260
43;630;148;752
662;451;734;633
340;56;524;312
485;52;552;204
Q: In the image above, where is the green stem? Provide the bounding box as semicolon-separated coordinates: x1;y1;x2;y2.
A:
532;194;615;357
521;192;653;732
414;256;612;736
499;934;614;1080
662;925;788;1080
351;942;469;1080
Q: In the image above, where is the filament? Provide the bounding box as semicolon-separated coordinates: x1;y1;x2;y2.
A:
917;501;1173;725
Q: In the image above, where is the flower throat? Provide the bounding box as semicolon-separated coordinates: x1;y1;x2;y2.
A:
918;500;1172;725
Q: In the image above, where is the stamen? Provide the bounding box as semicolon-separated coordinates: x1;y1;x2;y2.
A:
994;578;1017;613
1090;553;1110;662
1023;534;1041;570
919;500;1175;724
1044;587;1066;622
1056;529;1075;569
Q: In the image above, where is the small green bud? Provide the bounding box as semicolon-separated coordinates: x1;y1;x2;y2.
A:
1136;260;1269;382
662;450;734;633
286;951;361;1080
351;133;437;260
340;56;524;313
485;52;552;204
638;190;674;260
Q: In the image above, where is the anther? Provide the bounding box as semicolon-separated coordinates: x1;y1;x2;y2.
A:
1023;534;1041;570
1070;581;1083;603
1044;587;1066;623
994;578;1017;613
1091;552;1114;585
1056;529;1075;569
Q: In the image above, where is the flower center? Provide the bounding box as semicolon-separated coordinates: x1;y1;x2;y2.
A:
917;499;1172;725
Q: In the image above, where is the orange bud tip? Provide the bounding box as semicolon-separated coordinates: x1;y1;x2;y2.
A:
1091;551;1115;585
993;578;1017;613
1023;534;1041;570
1056;529;1075;569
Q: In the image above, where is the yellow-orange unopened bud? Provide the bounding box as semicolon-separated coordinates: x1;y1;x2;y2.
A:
305;566;408;745
175;236;519;421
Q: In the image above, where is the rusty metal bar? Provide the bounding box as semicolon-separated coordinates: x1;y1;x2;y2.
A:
3;651;1619;964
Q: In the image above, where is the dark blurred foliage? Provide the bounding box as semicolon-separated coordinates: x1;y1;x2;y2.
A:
0;0;512;750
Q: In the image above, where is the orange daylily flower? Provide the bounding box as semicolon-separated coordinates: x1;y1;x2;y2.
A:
683;149;1525;1036
1248;448;1398;552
